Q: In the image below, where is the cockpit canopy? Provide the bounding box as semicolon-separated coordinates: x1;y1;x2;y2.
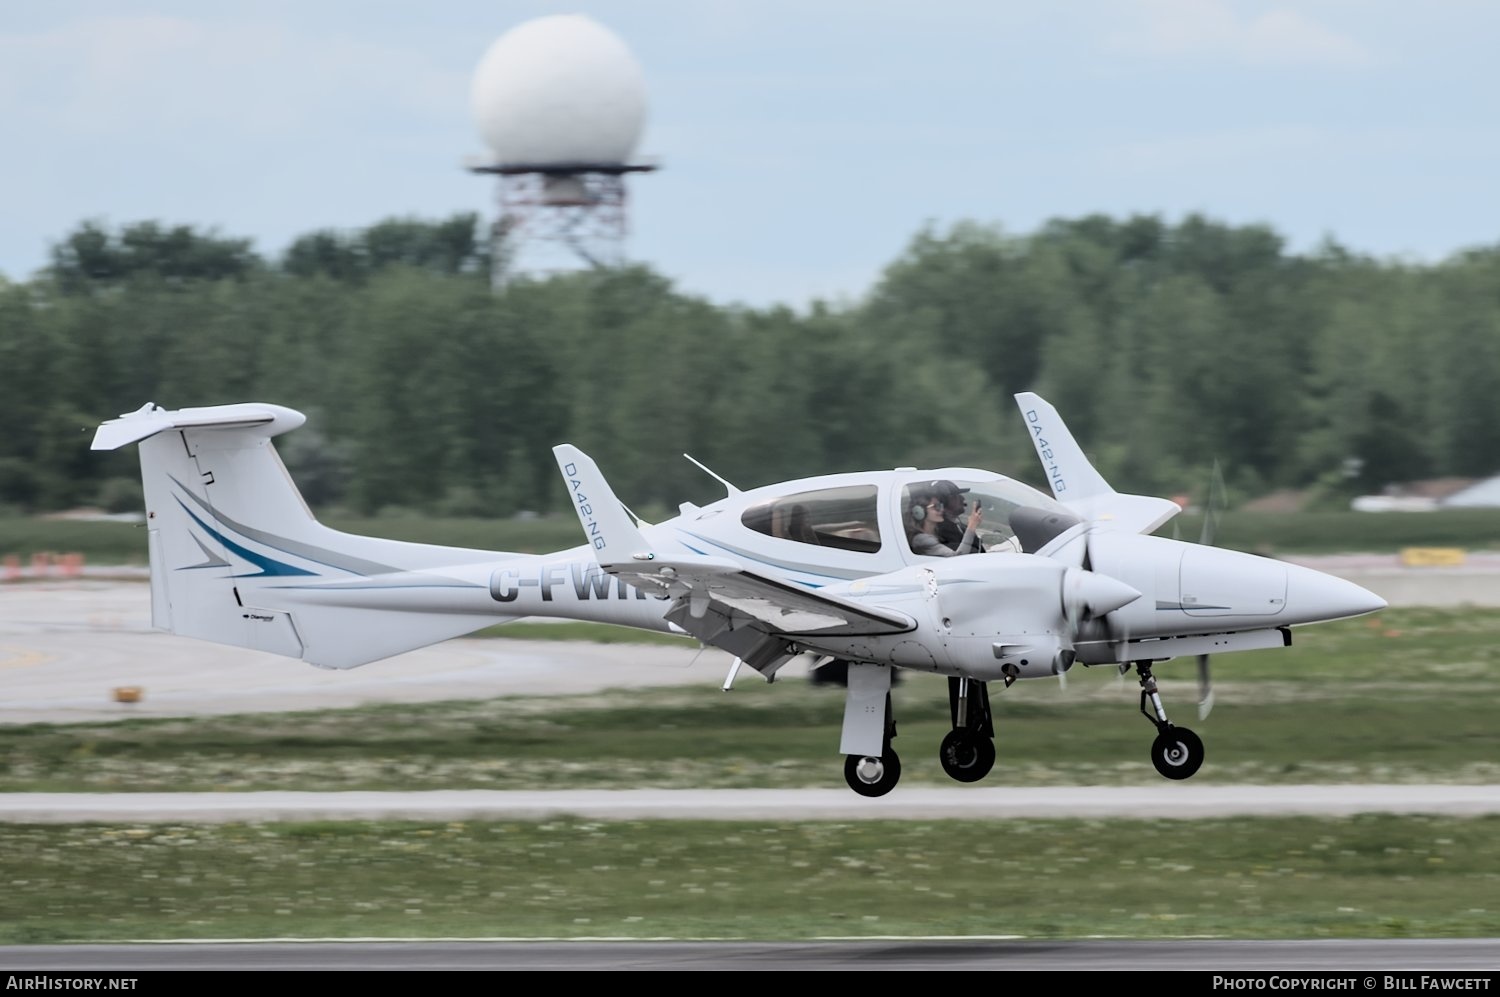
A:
739;484;881;553
737;473;1067;558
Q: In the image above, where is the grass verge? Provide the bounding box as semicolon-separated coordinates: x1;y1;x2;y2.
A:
1;815;1496;943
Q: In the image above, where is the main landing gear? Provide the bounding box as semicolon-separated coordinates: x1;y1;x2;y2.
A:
1132;660;1205;780
843;691;902;797
939;676;996;783
836;660;1206;797
841;674;998;795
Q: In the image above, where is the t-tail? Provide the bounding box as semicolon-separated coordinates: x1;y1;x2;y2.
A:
92;403;518;669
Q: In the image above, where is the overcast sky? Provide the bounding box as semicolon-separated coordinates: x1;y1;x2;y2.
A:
4;1;1498;308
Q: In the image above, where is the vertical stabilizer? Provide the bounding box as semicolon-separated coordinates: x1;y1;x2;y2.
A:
93;403;519;668
1013;392;1181;534
552;443;653;565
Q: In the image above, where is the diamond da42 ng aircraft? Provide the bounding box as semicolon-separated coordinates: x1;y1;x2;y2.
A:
93;392;1386;797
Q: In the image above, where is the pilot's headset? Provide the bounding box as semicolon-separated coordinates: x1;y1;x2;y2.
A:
908;487;935;525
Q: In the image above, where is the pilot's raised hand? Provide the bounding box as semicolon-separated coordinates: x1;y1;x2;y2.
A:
967;500;983;531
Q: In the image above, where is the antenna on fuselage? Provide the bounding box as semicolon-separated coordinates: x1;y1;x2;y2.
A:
683;454;741;496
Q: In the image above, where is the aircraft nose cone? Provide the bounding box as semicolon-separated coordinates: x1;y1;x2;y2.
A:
1283;562;1387;624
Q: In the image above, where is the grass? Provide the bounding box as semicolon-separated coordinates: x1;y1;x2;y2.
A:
0;815;1496;943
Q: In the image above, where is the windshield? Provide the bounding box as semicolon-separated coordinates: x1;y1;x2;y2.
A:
900;476;1063;555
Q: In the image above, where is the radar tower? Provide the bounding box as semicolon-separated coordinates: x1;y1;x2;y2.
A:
466;15;657;286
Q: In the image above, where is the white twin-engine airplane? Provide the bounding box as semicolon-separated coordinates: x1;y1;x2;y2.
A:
93;392;1386;797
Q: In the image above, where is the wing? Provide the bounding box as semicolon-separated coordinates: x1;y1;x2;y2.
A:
1014;391;1181;535
552;443;914;677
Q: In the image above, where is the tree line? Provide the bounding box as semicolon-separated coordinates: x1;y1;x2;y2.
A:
2;212;1497;519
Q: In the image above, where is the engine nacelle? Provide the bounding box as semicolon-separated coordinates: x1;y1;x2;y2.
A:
987;636;1075;682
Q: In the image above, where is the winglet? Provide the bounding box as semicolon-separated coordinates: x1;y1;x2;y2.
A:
1014;392;1181;534
552;444;652;564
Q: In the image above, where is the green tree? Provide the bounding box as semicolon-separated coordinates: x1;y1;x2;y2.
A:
47;221;262;291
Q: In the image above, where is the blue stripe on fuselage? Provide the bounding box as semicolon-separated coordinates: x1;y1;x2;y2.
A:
175;498;317;577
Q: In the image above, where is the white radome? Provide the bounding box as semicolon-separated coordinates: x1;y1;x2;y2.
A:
470;14;647;168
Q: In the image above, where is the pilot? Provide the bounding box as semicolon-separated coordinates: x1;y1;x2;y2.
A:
907;483;983;557
933;480;985;553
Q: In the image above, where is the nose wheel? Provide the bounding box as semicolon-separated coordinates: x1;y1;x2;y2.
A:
1150;726;1204;779
1134;660;1206;780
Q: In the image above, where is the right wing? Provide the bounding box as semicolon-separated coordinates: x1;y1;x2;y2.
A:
552;444;914;677
1014;392;1181;535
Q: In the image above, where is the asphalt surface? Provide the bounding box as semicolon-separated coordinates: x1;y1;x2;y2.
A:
3;784;1500;823
0;579;738;725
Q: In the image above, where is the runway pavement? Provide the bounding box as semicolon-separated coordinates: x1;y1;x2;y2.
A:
0;579;739;725
2;784;1500;823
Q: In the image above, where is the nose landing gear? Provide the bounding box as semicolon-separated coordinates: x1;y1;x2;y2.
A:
1133;660;1205;780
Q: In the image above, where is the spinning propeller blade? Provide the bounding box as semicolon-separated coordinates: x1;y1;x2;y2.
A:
1197;653;1215;720
1195;459;1227;721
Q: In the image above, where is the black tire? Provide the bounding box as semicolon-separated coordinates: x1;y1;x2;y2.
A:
843;750;902;797
938;729;996;783
1151;726;1205;780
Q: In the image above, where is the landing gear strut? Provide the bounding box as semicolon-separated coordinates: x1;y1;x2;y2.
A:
1133;660;1205;780
843;691;901;797
939;676;996;783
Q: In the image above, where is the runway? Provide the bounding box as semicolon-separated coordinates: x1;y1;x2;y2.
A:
4;784;1500;823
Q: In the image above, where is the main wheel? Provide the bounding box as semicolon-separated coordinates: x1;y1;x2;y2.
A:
844;750;902;797
1150;726;1205;780
938;729;996;783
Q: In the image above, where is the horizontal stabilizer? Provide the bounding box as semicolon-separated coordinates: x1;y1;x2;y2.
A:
92;402;307;451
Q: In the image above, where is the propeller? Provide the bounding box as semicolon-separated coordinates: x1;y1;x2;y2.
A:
1011;506;1145;690
1195;459;1226;721
1060;564;1142;690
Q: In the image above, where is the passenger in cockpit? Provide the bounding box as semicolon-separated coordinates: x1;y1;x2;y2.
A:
933;480;985;553
906;483;983;557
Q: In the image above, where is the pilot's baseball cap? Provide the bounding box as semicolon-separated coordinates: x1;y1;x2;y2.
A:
930;479;969;496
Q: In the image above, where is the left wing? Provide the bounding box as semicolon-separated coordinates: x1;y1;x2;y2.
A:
552;444;914;677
